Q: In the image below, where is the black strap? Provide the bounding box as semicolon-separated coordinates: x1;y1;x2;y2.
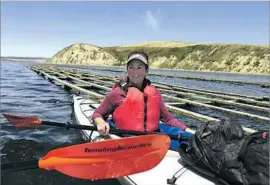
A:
117;80;128;94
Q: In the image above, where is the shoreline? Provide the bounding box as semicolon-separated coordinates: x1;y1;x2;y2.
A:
44;62;270;76
1;59;269;76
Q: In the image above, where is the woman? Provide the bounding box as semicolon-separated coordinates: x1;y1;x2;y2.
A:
91;51;195;135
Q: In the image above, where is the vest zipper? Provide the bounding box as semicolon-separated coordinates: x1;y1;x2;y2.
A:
143;94;148;132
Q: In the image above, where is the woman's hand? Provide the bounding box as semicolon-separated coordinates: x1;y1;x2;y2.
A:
94;117;110;135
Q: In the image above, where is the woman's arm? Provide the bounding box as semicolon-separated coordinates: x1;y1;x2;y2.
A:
91;93;116;122
159;100;188;131
91;91;120;135
159;100;196;134
91;87;125;123
91;88;126;135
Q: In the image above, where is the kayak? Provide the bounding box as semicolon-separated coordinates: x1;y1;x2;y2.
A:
72;95;216;185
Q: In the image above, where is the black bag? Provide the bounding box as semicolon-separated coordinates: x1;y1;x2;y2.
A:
178;119;269;185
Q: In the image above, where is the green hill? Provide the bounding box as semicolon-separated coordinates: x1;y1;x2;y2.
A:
46;41;270;74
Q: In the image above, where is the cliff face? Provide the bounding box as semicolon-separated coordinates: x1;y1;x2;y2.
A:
46;44;117;66
46;41;270;74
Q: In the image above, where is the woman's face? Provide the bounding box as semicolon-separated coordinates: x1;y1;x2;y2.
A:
127;60;147;85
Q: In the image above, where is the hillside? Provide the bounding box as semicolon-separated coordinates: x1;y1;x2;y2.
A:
46;41;270;74
46;44;117;66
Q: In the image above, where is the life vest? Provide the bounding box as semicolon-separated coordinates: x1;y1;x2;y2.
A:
112;85;161;132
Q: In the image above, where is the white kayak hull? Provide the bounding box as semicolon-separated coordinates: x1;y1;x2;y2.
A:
72;95;217;185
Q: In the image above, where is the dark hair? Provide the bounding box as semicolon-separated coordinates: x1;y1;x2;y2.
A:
127;51;149;61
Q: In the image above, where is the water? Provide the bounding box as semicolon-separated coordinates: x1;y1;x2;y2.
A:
55;64;270;84
1;61;120;185
1;61;269;185
58;65;269;97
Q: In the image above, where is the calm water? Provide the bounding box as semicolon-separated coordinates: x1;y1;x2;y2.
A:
55;64;270;84
1;61;120;185
1;61;269;185
53;64;270;97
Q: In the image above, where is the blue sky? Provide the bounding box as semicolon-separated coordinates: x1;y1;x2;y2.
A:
1;1;269;57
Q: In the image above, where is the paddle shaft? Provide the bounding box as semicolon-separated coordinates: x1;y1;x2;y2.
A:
1;159;39;171
41;120;182;141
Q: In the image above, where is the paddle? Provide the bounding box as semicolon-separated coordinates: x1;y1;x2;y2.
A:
1;134;170;180
2;113;191;141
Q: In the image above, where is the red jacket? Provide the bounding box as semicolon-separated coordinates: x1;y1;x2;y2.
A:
112;85;161;132
91;78;187;131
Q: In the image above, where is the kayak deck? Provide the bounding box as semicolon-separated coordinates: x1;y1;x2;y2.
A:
72;95;217;185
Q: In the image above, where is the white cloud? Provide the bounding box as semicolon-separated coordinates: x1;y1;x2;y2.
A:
143;10;159;32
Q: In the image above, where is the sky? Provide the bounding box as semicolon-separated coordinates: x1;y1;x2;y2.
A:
1;1;269;57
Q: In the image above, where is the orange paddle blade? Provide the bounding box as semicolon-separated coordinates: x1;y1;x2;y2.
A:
2;113;41;128
39;134;170;180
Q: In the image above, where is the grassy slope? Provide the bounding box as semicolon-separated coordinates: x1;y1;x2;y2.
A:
46;41;270;74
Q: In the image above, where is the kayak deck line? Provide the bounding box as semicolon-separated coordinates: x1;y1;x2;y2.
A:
27;65;268;133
